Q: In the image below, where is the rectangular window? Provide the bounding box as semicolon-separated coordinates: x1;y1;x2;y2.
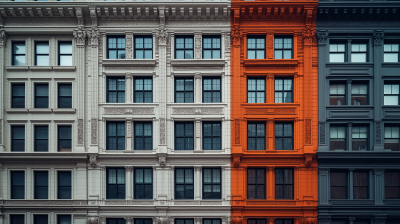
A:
330;126;346;151
10;215;25;224
331;220;347;224
275;78;293;103
12;84;25;108
176;220;194;224
106;121;125;151
203;168;221;199
134;168;153;199
58;171;71;199
275;168;293;199
175;168;194;199
247;36;265;59
34;215;48;224
330;171;348;199
351;43;368;62
247;122;265;150
175;122;194;150
134;122;152;150
107;77;125;103
134;77;153;103
57;215;71;224
353;171;369;199
384;84;399;105
204;219;221;224
58;42;72;66
329;43;345;62
275;122;293;150
203;77;221;103
35;42;49;66
247;168;265;199
330;83;346;105
136;219;153;224
175;36;194;59
134;36;153;59
11;171;25;199
175;78;194;103
248;219;265;224
107;36;125;59
385;170;400;199
106;168;125;199
11;126;25;152
247;78;265;103
203;36;221;59
384;126;400;151
107;218;125;224
35;84;49;108
274;36;293;59
34;171;48;199
276;220;294;224
58;84;72;108
384;43;399;62
351;83;368;105
352;126;368;151
35;126;48;152
12;42;25;66
203;122;221;150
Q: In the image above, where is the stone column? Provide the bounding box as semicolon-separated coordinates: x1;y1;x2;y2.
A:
267;167;275;199
195;218;202;224
195;166;202;200
374;169;384;204
126;119;132;151
125;166;133;200
99;217;106;224
373;30;384;151
195;119;202;151
194;32;202;59
318;169;329;204
125;32;133;59
126;72;133;103
195;72;202;103
317;30;329;151
0;30;6;152
349;169;354;200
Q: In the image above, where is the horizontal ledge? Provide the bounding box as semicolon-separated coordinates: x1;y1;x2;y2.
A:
102;59;156;67
171;59;226;67
244;59;299;67
6;66;76;71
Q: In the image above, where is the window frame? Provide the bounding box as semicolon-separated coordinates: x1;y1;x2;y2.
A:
247;35;266;59
274;78;294;103
57;171;72;199
329;82;346;105
350;82;368;106
134;77;153;103
58;41;72;66
330;125;347;151
11;125;25;152
134;121;153;150
174;121;194;151
107;35;126;59
174;168;194;200
57;215;72;224
35;41;50;66
34;125;49;152
247;122;266;151
34;83;49;108
135;219;153;224
202;121;222;151
384;125;400;151
12;42;26;66
202;35;221;59
202;167;222;199
11;171;25;199
134;167;153;199
275;220;294;224
58;83;72;108
385;170;400;199
106;121;125;151
330;170;348;199
350;42;368;63
351;125;369;151
202;76;221;103
383;42;399;62
134;35;153;59
106;167;126;199
275;168;294;199
384;83;400;105
107;218;126;224
247;219;266;224
10;214;25;224
353;170;369;199
175;77;194;103
329;41;346;63
11;83;25;108
34;171;48;199
274;36;293;59
274;122;294;150
175;35;194;59
203;219;222;224
247;77;266;103
106;77;125;103
33;214;48;224
247;168;266;199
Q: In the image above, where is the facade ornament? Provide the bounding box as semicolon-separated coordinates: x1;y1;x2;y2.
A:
87;216;99;224
195;73;202;79
91;118;98;145
222;217;229;223
90;8;97;27
224;33;231;51
233;156;240;168
231;26;243;46
303;25;315;45
125;33;133;59
302;217;317;224
88;154;97;167
73;25;87;47
78;119;84;145
194;34;202;59
373;30;384;45
159;156;166;166
231;217;242;224
0;30;7;47
125;217;134;222
87;28;101;46
125;166;133;172
76;7;84;26
156;26;169;46
316;30;329;45
156;217;171;224
99;217;106;222
305;155;312;167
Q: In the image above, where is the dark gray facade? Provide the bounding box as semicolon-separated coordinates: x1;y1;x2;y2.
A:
317;1;400;224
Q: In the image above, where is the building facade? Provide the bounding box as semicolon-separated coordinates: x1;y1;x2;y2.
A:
317;0;400;224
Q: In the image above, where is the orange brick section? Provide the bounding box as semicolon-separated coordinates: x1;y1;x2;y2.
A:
230;1;319;224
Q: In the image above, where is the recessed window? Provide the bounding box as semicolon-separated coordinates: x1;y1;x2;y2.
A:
107;36;125;59
134;122;152;150
35;84;49;108
107;77;125;103
34;171;48;199
10;215;25;224
247;168;265;199
203;168;221;199
330;170;347;199
135;219;153;224
58;42;72;66
385;170;400;199
58;171;71;199
57;215;71;224
11;171;25;199
351;43;367;62
275;168;293;199
175;122;194;150
35;42;49;66
274;36;293;59
175;168;194;199
58;126;71;152
175;78;194;103
248;220;265;224
107;218;125;224
330;126;346;151
384;43;399;62
352;126;368;151
276;220;294;224
134;168;153;199
176;220;194;224
175;36;194;59
135;36;153;59
203;36;221;59
330;83;346;105
329;43;345;62
203;77;221;103
11;126;25;152
34;215;48;224
275;122;293;150
204;219;221;224
12;84;25;108
351;83;368;105
247;78;265;103
58;84;72;108
35;126;48;152
12;42;25;66
106;121;125;151
106;168;125;199
384;126;399;151
247;122;265;150
134;77;152;103
275;78;293;103
384;83;399;105
353;171;369;199
203;122;221;150
247;36;265;59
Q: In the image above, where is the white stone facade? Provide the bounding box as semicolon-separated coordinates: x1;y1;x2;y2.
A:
0;1;231;224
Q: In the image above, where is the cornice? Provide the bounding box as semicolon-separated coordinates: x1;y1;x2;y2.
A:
171;59;226;68
2;200;88;206
102;59;156;67
243;59;299;67
0;153;89;161
6;66;76;72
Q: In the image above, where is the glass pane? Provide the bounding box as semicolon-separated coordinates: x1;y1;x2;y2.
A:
36;43;49;54
59;42;72;54
384;96;398;105
248;50;255;59
351;53;366;62
384;53;398;62
36;56;49;66
13;43;25;54
13;56;25;66
330;54;345;62
60;55;72;66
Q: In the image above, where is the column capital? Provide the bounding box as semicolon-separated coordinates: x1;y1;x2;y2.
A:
125;166;133;172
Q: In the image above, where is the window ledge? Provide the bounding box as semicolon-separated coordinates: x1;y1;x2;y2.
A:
123;150;154;153
102;59;156;67
171;59;225;67
29;66;52;71
243;59;299;67
382;105;400;107
5;66;29;71
52;66;76;71
174;200;222;205
5;66;76;72
6;108;29;114
29;108;52;113
383;199;400;205
2;200;87;206
326;62;374;66
53;108;76;114
329;199;374;205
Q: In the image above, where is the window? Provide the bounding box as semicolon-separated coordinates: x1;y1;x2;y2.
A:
58;42;72;66
175;78;194;103
247;78;265;103
248;219;265;224
329;43;345;62
384;43;399;62
385;170;400;199
275;122;293;150
330;126;346;151
107;219;125;224
35;84;49;108
384;126;399;151
203;36;221;59
35;42;49;66
247;122;265;150
106;168;125;199
351;84;368;105
34;215;48;224
203;122;221;150
11;126;25;152
12;42;25;66
134;122;152;150
384;84;399;105
203;77;221;103
35;126;48;152
106;121;125;151
331;220;347;224
34;171;48;199
134;168;153;199
203;168;221;199
330;83;346;105
107;77;125;103
247;36;265;59
136;219;153;224
10;215;25;224
57;215;71;224
175;122;194;150
353;171;369;199
275;78;293;103
134;77;152;103
135;36;153;59
351;43;368;62
107;36;125;59
274;36;293;59
12;84;25;108
58;84;72;108
247;168;265;199
58;171;71;199
11;171;25;199
204;219;221;224
176;220;194;224
175;36;194;59
352;126;368;151
276;220;293;224
275;168;294;199
175;168;194;199
330;171;348;199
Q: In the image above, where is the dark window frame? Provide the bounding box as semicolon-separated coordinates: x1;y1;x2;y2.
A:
11;126;25;152
247;122;266;151
107;35;126;59
106;167;126;199
247;219;266;224
134;35;153;59
134;122;153;150
134;168;153;199
107;218;126;224
247;35;266;59
247;168;266;199
35;41;49;66
33;214;48;224
12;42;26;66
330;170;348;199
11;83;25;108
384;83;400;105
329;82;347;105
34;83;49;108
57;215;71;224
202;121;221;150
275;220;294;224
247;77;266;103
57;171;72;199
330;125;347;151
135;219;153;224
351;125;368;151
329;41;347;63
134;77;153;103
202;167;222;199
385;170;400;199
275;168;294;199
174;121;194;151
176;219;195;224
175;77;194;103
384;125;400;151
274;36;293;59
58;41;72;66
174;168;194;200
351;82;368;106
202;35;221;59
353;170;369;199
275;78;293;103
383;41;400;62
106;77;125;103
106;121;125;151
202;76;221;103
175;35;194;59
34;125;48;152
203;219;222;224
10;214;25;224
274;122;294;150
350;42;369;63
58;83;72;108
11;171;25;199
34;171;48;199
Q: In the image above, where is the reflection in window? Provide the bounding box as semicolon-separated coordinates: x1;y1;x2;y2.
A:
106;168;125;199
175;168;194;199
107;77;125;103
330;126;346;151
135;36;153;59
107;36;125;59
274;37;292;59
329;44;345;62
134;122;152;150
352;126;368;151
247;122;265;150
12;42;26;66
384;126;399;151
203;122;221;150
247;168;265;199
330;83;346;105
175;122;194;150
203;77;221;103
351;84;367;105
275;78;293;103
384;84;399;105
275;123;293;150
247;78;265;103
203;36;221;59
106;122;125;151
175;78;194;103
134;168;153;199
175;36;194;59
35;84;49;108
35;42;49;66
247;36;265;59
384;43;399;62
59;42;72;66
351;44;367;62
203;168;221;199
134;77;152;103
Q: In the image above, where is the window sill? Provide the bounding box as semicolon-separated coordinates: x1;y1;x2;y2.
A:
382;62;400;66
383;199;400;205
6;66;76;72
326;62;374;66
53;108;76;114
6;108;77;114
102;59;156;67
6;108;29;114
2;200;86;206
28;108;53;113
173;200;223;205
329;199;374;205
104;200;154;205
103;106;155;115
171;59;225;68
243;59;299;67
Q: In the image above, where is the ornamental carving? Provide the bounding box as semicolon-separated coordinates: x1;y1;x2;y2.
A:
173;107;223;115
373;30;384;45
87;216;99;224
224;33;230;52
125;33;133;59
317;30;329;45
125;217;134;222
267;35;274;59
89;8;97;27
126;120;132;138
159;156;166;166
233;156;240;168
76;7;84;26
88;154;97;167
105;200;154;205
125;166;133;172
231;26;243;46
302;217;317;224
156;27;168;46
375;122;381;145
241;158;303;163
305;119;311;145
73;25;87;46
0;30;7;47
303;26;315;45
235;119;240;145
104;107;154;115
319;123;326;145
231;217;242;224
195;34;202;59
91;118;97;145
160;118;166;145
305;155;312;167
246;201;296;205
167;158;230;164
78;119;84;145
156;217;171;224
245;108;296;115
87;28;100;46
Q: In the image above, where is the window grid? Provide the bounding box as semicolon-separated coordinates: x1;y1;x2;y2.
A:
385;170;400;199
175;78;194;103
330;170;348;199
57;215;71;224
353;170;369;199
351;43;368;62
134;77;153;103
134;168;153;199
34;215;48;224
275;78;293;103
203;77;221;103
58;171;71;199
35;42;49;66
34;171;48;199
330;83;346;105
329;43;346;62
107;218;126;224
58;126;71;152
35;84;49;108
384;126;400;151
58;84;72;108
176;219;194;224
203;168;221;199
203;36;221;59
175;122;194;150
11;126;25;152
58;42;72;66
351;83;368;105
203;121;221;150
106;121;125;151
247;122;266;150
275;168;294;199
275;122;293;150
203;219;221;224
135;219;153;224
10;214;25;224
330;125;347;151
384;43;399;62
248;219;266;224
384;84;399;105
35;126;48;152
12;84;25;108
247;168;266;199
352;126;368;151
11;171;25;199
106;168;125;199
107;36;125;59
247;78;265;103
12;42;26;66
107;77;125;103
276;220;294;224
134;36;153;59
134;122;153;150
247;36;265;59
175;168;194;199
175;36;194;59
274;36;293;59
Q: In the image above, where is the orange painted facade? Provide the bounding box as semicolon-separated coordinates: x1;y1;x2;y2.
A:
230;1;319;223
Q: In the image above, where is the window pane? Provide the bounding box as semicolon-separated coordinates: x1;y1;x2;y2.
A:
384;53;398;62
59;43;72;54
330;54;345;62
36;43;49;54
351;53;366;62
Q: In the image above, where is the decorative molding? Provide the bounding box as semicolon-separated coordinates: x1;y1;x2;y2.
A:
174;201;222;205
173;66;224;71
167;158;230;164
156;27;168;46
105;200;154;205
89;7;97;27
241;158;303;163
87;28;100;46
305;155;312;167
0;119;2;145
156;217;171;224
224;33;230;52
171;59;225;68
194;34;202;59
104;66;154;70
317;21;399;27
125;33;133;59
159;156;166;166
75;7;84;26
91;118;97;145
234;119;240;145
375;121;381;145
245;108;296;115
302;217;317;224
373;30;384;45
125;166;133;172
317;30;329;45
160;118;166;145
88;154;97;167
173;107;223;115
3;200;87;205
305;119;311;145
73;25;86;47
125;217;134;222
0;30;7;47
78;119;84;145
233;156;240;168
104;107;154;115
87;216;99;224
102;59;156;67
246;201;296;205
319;123;326;145
97;158;158;163
303;25;315;45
